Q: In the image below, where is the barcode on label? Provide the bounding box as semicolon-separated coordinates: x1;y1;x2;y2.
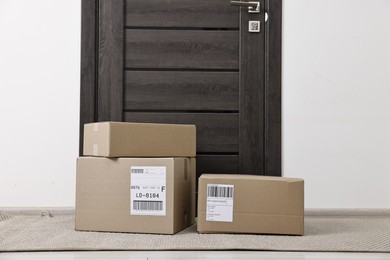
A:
207;185;234;198
133;200;163;211
131;169;144;174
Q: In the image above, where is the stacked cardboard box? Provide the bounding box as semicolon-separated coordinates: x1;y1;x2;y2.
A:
76;122;196;234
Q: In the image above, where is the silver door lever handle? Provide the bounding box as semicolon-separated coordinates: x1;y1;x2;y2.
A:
230;1;260;13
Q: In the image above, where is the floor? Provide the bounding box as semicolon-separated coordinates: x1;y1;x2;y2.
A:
0;251;389;260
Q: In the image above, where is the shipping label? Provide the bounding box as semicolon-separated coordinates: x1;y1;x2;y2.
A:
130;166;166;216
206;184;234;222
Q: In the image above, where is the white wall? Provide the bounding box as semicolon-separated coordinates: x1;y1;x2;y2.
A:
283;0;390;208
0;0;80;207
0;0;389;208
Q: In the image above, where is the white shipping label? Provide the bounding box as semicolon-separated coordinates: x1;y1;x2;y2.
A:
206;184;234;222
130;166;166;216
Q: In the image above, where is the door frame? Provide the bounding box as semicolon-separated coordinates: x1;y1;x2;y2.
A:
79;0;282;176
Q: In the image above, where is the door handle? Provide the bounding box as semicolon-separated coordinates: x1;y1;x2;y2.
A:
230;1;260;13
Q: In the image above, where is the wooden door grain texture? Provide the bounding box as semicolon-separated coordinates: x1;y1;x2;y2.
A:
264;0;282;176
124;71;239;111
80;0;97;155
98;0;124;122
125;30;239;69
125;0;239;28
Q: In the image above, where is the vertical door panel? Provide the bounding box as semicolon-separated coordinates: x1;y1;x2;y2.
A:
238;0;266;174
97;0;124;121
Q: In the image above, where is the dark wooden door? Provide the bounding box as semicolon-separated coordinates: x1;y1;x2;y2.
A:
80;0;282;178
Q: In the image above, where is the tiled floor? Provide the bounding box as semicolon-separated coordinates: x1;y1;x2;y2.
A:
0;251;389;260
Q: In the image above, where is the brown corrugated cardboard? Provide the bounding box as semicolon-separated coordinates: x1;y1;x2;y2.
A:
76;157;196;234
83;122;196;157
197;174;304;235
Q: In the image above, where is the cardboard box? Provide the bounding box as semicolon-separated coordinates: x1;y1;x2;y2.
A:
83;122;196;157
76;157;196;234
197;174;304;235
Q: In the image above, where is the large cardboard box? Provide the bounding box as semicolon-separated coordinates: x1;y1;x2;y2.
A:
197;174;304;235
76;157;196;234
83;122;196;157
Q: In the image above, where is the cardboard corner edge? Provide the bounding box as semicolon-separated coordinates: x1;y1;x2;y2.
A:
299;215;305;236
191;125;197;157
82;123;91;155
74;157;81;231
196;176;205;234
196;216;204;234
107;121;113;157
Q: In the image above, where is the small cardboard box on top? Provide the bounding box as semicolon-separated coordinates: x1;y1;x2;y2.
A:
83;122;196;157
76;157;196;234
197;174;304;235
